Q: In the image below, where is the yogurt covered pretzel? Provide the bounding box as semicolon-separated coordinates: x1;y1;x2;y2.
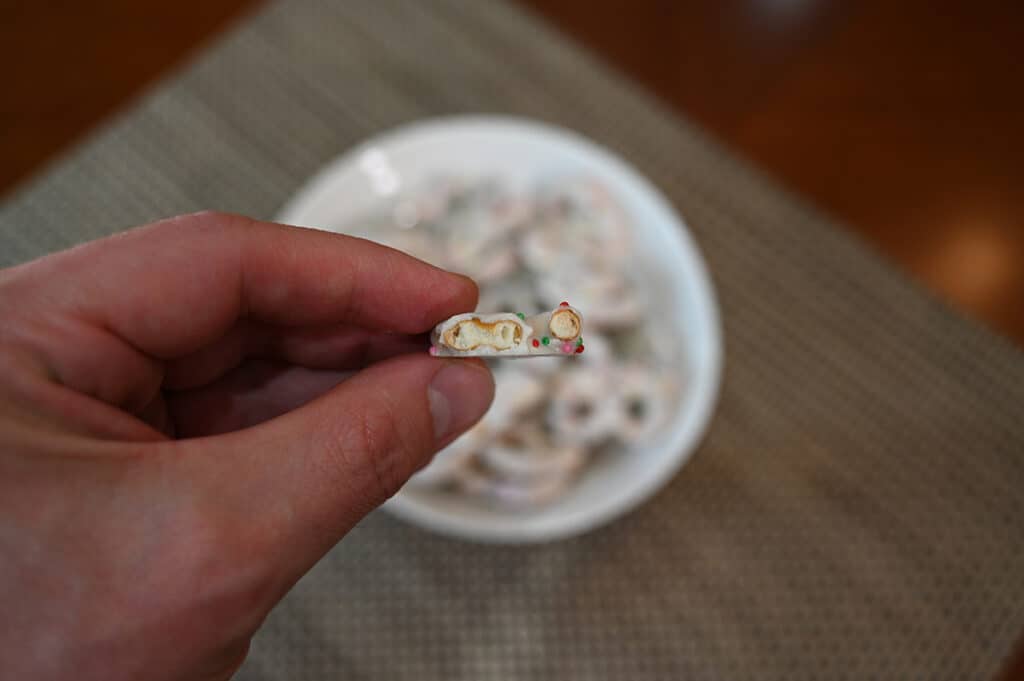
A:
345;175;682;510
430;302;584;357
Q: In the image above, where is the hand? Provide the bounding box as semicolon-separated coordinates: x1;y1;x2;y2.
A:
0;212;494;681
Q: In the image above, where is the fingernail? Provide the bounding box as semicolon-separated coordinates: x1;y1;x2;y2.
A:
427;362;494;443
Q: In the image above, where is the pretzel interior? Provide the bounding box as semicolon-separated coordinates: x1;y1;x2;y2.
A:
443;318;524;351
548;308;582;340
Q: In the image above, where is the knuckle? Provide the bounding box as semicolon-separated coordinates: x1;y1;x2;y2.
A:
329;397;409;503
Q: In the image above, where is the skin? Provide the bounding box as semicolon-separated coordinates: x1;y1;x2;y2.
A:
0;212;495;681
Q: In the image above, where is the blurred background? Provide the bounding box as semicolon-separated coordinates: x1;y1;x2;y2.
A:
2;0;1022;346
2;0;1022;677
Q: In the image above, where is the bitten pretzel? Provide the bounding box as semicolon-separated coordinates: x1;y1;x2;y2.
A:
430;302;584;357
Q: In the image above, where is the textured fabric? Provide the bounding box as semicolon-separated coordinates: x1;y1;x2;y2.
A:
2;1;1023;678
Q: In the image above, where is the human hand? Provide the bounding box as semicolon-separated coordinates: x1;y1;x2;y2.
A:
0;212;494;680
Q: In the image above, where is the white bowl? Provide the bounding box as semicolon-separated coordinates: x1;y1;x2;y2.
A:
278;116;722;544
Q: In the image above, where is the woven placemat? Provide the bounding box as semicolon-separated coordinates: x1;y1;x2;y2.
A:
3;1;1023;678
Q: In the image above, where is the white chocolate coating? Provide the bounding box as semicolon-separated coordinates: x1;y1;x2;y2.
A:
547;367;621;446
454;466;573;509
481;438;585;482
615;366;670;444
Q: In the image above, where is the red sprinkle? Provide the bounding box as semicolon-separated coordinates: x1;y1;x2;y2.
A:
575;345;584;354
559;301;569;307
532;338;540;348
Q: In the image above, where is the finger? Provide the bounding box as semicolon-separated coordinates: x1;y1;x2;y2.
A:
6;211;477;382
169;355;493;580
166;361;355;437
137;390;175;438
162;321;427;391
0;359;166;442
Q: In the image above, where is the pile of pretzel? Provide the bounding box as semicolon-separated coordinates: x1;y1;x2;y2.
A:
362;177;677;508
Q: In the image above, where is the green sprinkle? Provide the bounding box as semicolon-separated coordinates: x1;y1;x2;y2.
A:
516;312;525;320
541;336;550;346
576;337;583;346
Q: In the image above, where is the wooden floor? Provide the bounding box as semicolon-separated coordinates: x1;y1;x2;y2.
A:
0;1;1022;673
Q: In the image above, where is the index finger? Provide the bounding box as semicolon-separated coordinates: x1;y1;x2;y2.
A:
10;211;477;358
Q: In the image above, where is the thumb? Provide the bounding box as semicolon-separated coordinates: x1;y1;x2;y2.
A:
174;354;493;580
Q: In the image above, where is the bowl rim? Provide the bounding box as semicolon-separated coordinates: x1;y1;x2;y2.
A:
277;115;723;544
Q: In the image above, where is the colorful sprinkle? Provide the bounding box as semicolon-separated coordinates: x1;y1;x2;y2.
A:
576;337;584;347
428;346;438;356
575;345;585;354
561;341;574;354
516;312;525;320
559;301;569;307
541;336;550;346
531;338;540;348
